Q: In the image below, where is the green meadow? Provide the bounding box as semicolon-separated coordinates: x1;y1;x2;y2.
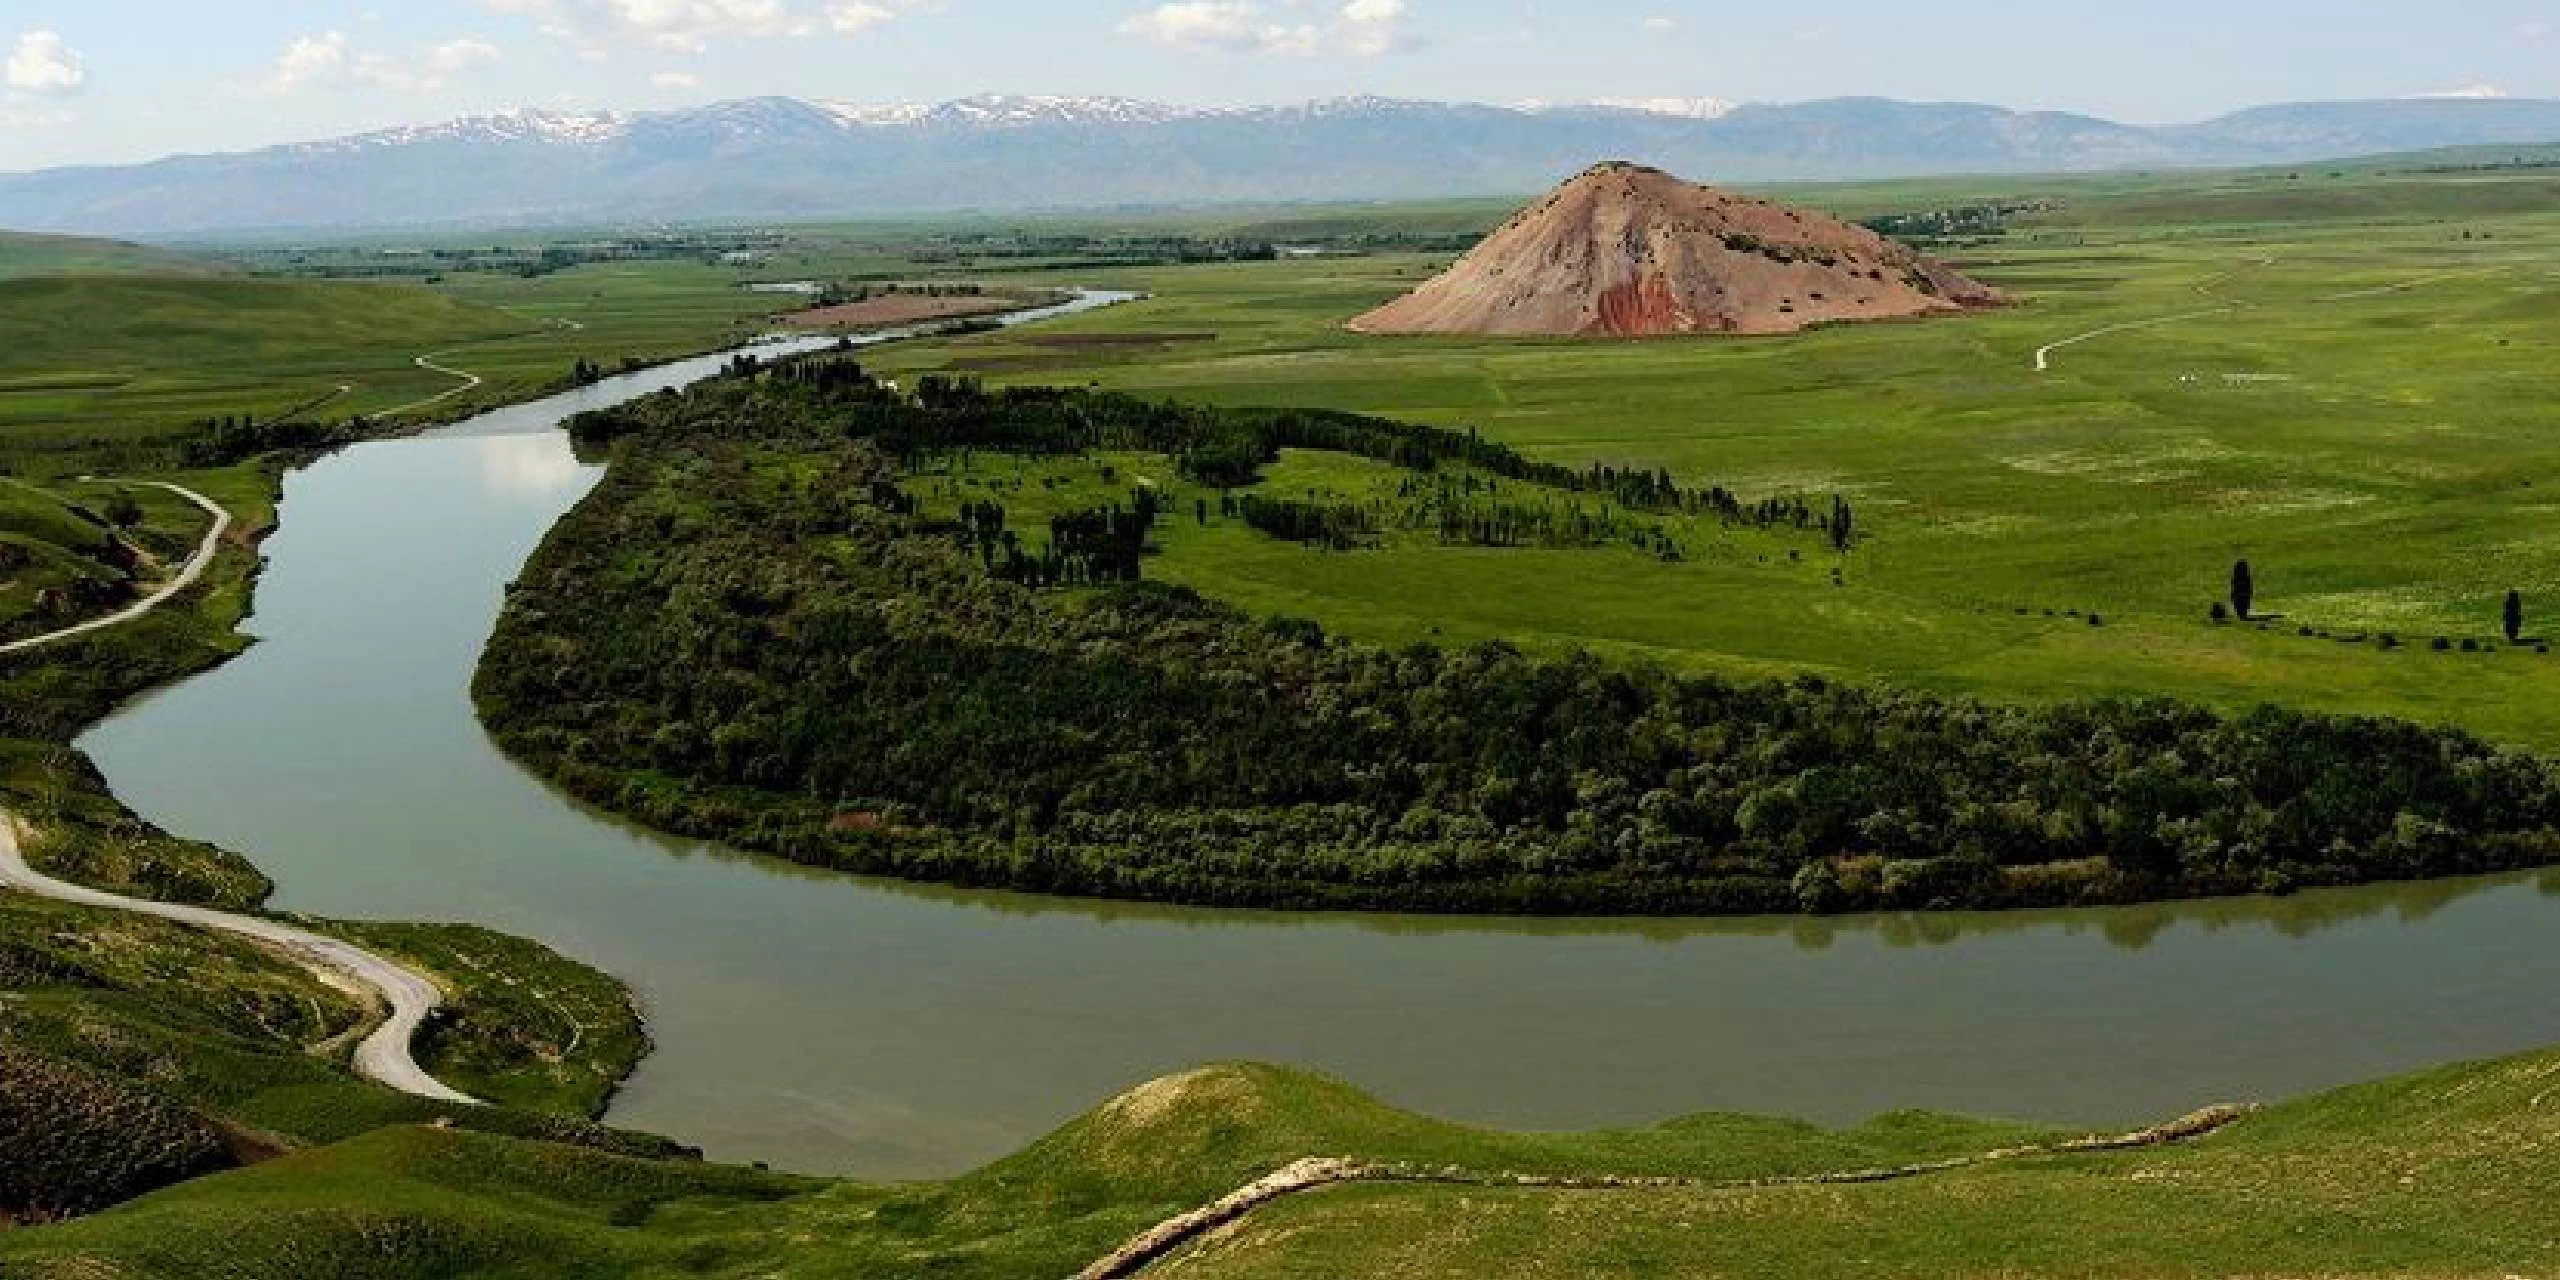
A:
0;231;232;281
859;162;2560;747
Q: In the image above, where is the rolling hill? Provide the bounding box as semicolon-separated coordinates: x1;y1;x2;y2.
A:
0;232;230;280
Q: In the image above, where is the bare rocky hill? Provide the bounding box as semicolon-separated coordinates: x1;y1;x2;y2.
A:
1351;162;2001;338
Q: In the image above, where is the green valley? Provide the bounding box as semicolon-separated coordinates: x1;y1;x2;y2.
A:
6;142;2560;1278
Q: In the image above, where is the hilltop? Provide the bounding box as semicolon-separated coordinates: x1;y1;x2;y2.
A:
1352;162;1998;337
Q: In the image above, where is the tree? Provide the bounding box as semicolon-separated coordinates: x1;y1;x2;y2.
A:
2230;559;2255;620
2506;590;2525;644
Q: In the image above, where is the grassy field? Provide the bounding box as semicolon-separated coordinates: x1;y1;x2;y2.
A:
850;164;2560;747
3;1051;2555;1278
1154;1055;2560;1279
0;231;231;281
0;276;534;472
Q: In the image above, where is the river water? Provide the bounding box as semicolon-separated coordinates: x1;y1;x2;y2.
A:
78;298;2560;1179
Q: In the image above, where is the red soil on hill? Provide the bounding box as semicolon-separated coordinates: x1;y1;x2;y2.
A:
1350;162;2000;338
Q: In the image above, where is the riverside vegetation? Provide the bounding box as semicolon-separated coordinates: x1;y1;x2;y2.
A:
10;155;2560;1272
474;357;2560;915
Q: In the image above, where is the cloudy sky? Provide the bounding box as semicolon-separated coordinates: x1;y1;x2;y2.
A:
2;1;2553;171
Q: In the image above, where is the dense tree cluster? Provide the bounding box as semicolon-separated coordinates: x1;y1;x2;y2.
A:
581;363;1850;542
1236;495;1381;550
476;360;2560;916
175;414;340;468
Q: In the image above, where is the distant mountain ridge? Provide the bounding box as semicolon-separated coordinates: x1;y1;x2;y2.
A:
7;92;2560;237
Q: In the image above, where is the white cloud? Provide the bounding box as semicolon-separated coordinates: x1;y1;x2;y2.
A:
2521;20;2552;40
260;32;504;95
652;70;703;88
829;2;899;33
1119;2;1267;53
6;30;87;96
427;38;506;77
1640;15;1678;32
1120;0;1415;56
483;0;925;56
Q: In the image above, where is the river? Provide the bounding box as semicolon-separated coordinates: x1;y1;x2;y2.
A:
79;296;2560;1179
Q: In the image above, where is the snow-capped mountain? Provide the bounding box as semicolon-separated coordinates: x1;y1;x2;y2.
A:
300;108;633;153
6;92;2559;236
816;95;1205;128
1521;97;1738;120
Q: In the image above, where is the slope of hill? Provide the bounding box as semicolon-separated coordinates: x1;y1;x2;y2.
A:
1351;162;1998;337
0;232;230;280
6;94;2560;235
0;276;531;469
6;1051;2559;1279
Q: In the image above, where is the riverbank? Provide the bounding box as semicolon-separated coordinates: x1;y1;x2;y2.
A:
0;334;896;1220
6;290;1163;1220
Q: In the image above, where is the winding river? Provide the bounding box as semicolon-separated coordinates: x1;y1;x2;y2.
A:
79;297;2560;1179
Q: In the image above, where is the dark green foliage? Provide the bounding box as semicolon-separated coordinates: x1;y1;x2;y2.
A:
476;361;2560;916
1238;495;1380;550
0;1042;237;1222
575;360;1840;527
175;415;344;469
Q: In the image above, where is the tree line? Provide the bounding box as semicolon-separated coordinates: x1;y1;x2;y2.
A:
474;358;2560;916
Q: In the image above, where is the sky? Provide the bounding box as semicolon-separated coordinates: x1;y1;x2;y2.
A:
1;1;2554;171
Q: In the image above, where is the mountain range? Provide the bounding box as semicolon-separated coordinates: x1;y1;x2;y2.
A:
7;93;2560;237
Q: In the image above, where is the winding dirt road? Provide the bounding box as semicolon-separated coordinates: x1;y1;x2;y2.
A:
2031;257;2508;373
1075;1104;2254;1279
0;482;231;658
0;481;478;1105
0;821;476;1104
381;350;486;419
2031;256;2274;373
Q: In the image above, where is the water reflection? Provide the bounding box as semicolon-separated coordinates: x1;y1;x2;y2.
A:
540;761;2560;952
477;432;591;498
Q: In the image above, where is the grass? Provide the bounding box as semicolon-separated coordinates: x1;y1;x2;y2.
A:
321;922;648;1120
0;276;530;472
0;231;232;282
3;1051;2556;1278
1156;1053;2560;1279
850;171;2560;748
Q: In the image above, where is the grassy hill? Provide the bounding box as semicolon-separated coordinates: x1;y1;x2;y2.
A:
0;276;537;473
2;1051;2555;1278
0;231;232;281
